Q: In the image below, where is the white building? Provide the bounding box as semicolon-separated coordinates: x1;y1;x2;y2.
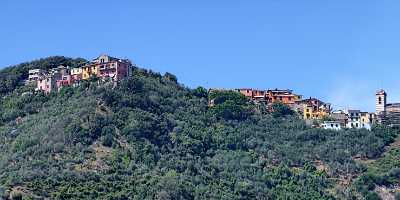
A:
346;110;361;129
322;121;342;130
344;110;373;130
27;69;46;84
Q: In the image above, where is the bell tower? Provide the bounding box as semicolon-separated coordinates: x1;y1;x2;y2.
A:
376;89;387;114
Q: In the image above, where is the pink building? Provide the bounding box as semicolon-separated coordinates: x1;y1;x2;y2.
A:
37;75;59;94
56;75;74;90
90;54;132;81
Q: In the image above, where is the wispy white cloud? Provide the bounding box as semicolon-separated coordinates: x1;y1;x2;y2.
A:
323;77;400;112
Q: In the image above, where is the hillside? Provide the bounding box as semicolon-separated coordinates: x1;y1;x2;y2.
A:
0;57;399;200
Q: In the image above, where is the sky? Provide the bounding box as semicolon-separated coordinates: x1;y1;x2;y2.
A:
1;0;400;112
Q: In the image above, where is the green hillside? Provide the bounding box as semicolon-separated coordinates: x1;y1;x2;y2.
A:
0;57;399;199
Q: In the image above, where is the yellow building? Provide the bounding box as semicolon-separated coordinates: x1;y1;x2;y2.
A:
82;64;99;80
361;112;375;126
296;98;331;120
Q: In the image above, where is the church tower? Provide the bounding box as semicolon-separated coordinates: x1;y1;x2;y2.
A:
376;89;387;114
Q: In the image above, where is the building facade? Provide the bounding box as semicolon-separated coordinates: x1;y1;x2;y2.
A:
30;55;133;93
322;121;342;130
376;89;387;114
346;110;361;129
267;89;302;107
329;110;348;127
236;88;302;108
376;90;400;127
295;98;331;120
37;74;60;94
71;68;83;81
237;89;268;102
56;75;75;90
360;112;375;130
82;54;132;81
27;69;46;84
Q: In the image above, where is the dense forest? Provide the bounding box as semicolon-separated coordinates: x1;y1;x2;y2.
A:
0;57;399;199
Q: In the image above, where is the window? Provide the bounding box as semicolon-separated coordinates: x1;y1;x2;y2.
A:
335;124;339;127
331;124;334;127
378;97;382;104
356;123;359;127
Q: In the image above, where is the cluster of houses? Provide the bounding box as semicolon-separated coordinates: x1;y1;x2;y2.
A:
24;54;400;131
26;54;133;93
324;90;400;130
210;88;400;131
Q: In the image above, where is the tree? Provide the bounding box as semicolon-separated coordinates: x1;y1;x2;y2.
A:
271;102;295;117
192;87;208;98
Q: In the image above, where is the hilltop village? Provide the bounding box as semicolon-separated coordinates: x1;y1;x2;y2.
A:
25;54;399;131
209;88;400;131
26;54;133;93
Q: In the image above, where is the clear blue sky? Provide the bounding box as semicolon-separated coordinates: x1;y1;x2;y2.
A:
1;0;400;111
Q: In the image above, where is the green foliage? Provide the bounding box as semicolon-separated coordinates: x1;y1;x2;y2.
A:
354;145;400;198
211;100;252;121
192;87;208;98
271;102;295;117
0;56;86;96
101;126;115;147
209;90;252;121
365;192;381;200
209;90;247;105
163;72;178;83
0;58;399;199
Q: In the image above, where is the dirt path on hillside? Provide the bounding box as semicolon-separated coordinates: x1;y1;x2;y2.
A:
332;135;400;199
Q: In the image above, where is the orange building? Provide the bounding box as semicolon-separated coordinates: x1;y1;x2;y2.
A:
266;89;302;106
236;88;302;106
237;88;254;98
237;89;268;102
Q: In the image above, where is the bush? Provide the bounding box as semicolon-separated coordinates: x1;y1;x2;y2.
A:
395;193;400;200
271;102;295;117
365;192;381;200
102;133;114;147
192;87;208;98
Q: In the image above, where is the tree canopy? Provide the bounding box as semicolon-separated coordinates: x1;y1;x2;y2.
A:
0;57;399;199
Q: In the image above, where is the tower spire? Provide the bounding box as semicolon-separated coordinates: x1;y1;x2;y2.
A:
376;89;387;114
